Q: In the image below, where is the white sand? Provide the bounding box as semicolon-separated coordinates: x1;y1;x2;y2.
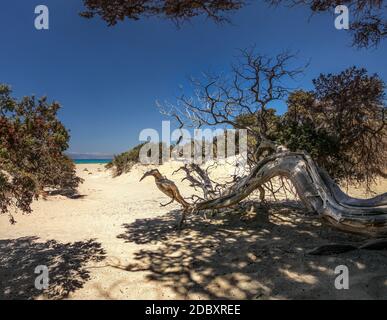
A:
1;163;387;300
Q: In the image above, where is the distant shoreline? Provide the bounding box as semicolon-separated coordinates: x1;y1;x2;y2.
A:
73;159;112;164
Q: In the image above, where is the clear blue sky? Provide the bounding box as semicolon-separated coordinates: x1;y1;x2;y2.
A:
1;1;386;155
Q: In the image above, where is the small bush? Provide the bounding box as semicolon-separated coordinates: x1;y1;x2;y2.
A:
0;84;82;217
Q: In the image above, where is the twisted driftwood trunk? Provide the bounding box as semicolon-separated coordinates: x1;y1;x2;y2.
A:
192;151;387;237
151;149;387;237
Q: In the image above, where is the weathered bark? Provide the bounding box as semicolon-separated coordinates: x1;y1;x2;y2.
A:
149;151;387;237
173;164;216;200
193;151;387;237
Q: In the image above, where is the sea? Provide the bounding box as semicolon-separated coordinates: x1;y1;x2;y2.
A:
73;159;112;164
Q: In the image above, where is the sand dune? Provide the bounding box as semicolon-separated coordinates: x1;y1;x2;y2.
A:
1;162;387;300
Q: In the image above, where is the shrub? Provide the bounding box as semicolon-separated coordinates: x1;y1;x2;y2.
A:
107;143;169;176
234;67;387;187
0;84;82;219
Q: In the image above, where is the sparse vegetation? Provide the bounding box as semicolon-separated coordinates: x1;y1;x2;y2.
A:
80;0;244;25
155;51;387;236
106;143;145;176
0;84;82;221
107;142;170;176
233;67;387;188
280;67;387;187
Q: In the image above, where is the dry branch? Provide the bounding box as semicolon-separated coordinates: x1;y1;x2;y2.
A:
146;151;387;237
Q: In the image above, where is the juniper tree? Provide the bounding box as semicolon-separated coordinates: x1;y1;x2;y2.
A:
0;84;82;222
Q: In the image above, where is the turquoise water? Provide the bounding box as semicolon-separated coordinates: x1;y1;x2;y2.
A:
73;159;112;164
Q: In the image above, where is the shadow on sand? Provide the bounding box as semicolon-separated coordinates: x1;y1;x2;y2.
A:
0;237;105;300
117;202;387;299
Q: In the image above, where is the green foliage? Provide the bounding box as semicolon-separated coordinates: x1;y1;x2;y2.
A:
106;143;145;176
234;67;387;186
277;90;340;175
0;84;82;217
235;108;281;154
285;68;386;186
109;140;221;176
107;142;168;177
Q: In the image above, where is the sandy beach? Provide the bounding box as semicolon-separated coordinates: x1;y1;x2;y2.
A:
1;163;387;300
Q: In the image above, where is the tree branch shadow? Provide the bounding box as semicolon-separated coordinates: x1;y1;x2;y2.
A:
0;237;106;300
117;202;387;299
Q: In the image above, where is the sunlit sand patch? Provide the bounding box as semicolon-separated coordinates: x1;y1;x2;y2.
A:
279;269;318;285
1;162;386;299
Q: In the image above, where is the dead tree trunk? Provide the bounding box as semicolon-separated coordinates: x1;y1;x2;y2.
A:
146;150;387;236
193;151;387;237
